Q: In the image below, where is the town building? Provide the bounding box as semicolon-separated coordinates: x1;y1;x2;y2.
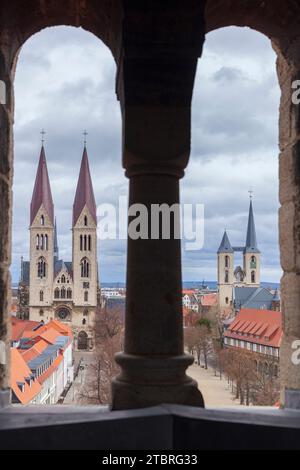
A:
217;198;260;309
11;319;73;405
224;308;282;376
182;290;199;312
19;144;99;350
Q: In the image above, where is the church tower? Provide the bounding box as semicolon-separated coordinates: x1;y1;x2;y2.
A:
243;198;260;286
29;145;54;320
72;145;98;328
217;230;234;308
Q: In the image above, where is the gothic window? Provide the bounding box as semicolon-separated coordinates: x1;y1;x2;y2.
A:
39;290;44;302
40;215;44;226
82;318;86;325
61;287;66;299
61;274;66;283
54;288;60;299
37;257;46;278
84;215;88;226
84;235;87;251
251;270;256;283
88;235;91;251
78;331;88;350
80;258;90;278
225;255;230;268
250;255;256;269
45;234;48;250
36;235;40;250
225;270;229;283
40;234;44;250
84;291;88;302
80;235;83;251
67;288;72;299
225;297;229;304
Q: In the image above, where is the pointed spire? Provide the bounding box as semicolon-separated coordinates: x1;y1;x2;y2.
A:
54;217;59;263
217;230;234;253
73;146;97;226
244;199;260;253
273;288;280;301
30;146;54;225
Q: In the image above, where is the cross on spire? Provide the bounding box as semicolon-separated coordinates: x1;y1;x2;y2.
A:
248;189;254;200
40;129;46;145
83;130;88;146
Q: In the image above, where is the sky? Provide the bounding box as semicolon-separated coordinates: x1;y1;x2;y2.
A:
12;25;281;284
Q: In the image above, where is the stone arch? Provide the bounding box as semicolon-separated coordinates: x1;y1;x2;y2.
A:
78;330;88;350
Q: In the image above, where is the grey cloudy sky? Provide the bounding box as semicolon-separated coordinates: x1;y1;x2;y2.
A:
12;25;281;284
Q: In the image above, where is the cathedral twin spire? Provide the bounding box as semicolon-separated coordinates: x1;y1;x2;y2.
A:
30;142;96;231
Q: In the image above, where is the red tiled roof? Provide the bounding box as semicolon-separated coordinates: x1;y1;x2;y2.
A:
73;146;97;226
182;290;195;296
11;349;41;404
224;308;282;348
200;293;218;306
11;318;41;342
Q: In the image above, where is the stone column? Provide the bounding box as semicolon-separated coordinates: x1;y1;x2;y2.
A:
277;38;300;408
0;40;16;408
111;1;206;410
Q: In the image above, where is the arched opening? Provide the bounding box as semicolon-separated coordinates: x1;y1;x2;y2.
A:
78;331;88;350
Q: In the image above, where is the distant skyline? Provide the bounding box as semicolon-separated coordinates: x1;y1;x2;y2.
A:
12;26;281;283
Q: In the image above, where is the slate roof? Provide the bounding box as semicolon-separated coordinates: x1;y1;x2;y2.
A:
233;286;274;310
245;199;260;253
30;146;54;225
73;146;97;226
217;230;234;253
54;259;73;278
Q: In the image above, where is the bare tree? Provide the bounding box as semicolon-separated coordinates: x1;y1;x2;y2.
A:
79;306;124;405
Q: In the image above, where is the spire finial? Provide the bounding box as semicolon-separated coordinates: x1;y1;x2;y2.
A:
248;189;254;200
83;130;88;146
40;129;46;145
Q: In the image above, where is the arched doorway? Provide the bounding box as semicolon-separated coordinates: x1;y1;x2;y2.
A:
78;330;88;350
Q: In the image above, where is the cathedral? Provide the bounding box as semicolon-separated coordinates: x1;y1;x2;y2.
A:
20;143;99;350
217;198;261;309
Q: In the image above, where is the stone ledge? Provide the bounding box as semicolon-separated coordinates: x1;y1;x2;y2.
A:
1;404;300;449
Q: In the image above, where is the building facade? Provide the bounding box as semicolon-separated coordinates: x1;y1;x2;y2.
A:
217;199;261;309
20;145;99;350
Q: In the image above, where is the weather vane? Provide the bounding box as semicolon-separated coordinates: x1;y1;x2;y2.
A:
40;129;46;145
83;130;88;145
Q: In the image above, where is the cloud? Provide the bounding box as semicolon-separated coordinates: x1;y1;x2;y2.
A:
11;25;281;284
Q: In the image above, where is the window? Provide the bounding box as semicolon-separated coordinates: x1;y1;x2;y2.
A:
40;215;44;225
40;234;44;250
80;235;83;251
45;234;48;250
61;274;66;283
84;215;88;226
251;270;256;283
37;257;46;278
61;287;66;299
67;288;72;299
225;270;229;283
36;234;40;250
225;297;229;304
84;235;87;251
39;290;44;302
88;235;91;251
39;309;44;317
81;258;90;278
250;255;256;269
84;291;88;302
225;255;230;268
82;318;86;325
54;288;60;299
